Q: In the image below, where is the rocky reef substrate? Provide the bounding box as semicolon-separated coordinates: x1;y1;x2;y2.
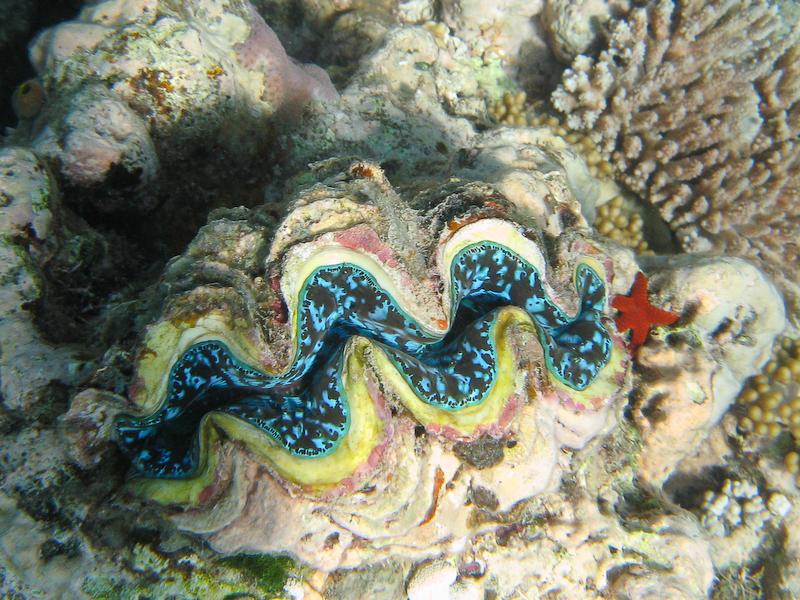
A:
1;0;798;598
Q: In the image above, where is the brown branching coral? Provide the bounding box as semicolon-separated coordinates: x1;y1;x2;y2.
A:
552;0;800;316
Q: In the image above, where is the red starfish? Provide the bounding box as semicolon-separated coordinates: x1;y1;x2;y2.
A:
611;272;679;350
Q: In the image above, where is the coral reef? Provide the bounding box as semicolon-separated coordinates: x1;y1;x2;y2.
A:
632;256;785;485
488;91;529;126
692;476;794;597
296;0;403;73
470;492;716;598
594;194;650;253
486;93;621;182
440;0;560;92
541;0;624;64
406;560;459;600
552;0;800;316
1;0;798;597
82;545;293;599
103;151;785;593
736;335;800;486
279;23;517;182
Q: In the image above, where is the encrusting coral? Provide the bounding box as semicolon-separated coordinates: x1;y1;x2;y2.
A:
552;0;800;317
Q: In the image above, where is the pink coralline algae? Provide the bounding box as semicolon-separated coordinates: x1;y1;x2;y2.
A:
235;4;339;112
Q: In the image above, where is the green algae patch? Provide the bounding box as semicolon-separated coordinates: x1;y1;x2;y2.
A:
218;553;295;594
33;187;50;212
81;544;294;599
466;56;518;103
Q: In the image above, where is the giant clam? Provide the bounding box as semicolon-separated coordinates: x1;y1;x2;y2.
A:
114;162;629;567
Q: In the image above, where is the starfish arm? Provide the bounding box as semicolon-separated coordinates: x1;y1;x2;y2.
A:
630;271;649;300
629;324;650;348
612;271;679;349
614;311;639;333
645;305;680;326
611;295;636;313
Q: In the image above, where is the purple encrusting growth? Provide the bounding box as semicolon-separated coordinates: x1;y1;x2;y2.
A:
235;5;339;110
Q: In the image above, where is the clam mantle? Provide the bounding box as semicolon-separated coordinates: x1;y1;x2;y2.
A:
107;162;635;569
117;217;621;488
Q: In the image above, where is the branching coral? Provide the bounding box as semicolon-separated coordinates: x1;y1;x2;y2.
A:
552;0;800;315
